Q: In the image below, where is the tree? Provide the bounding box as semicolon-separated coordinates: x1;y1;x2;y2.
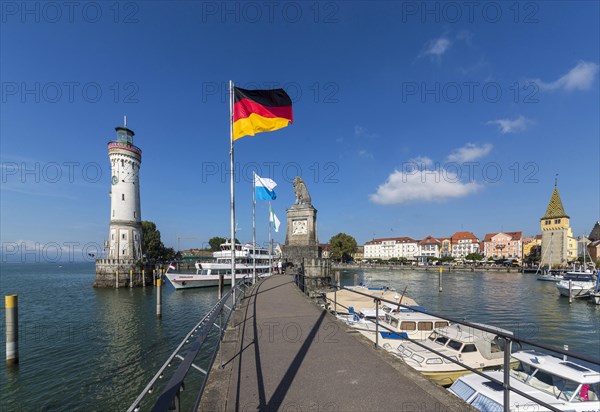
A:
208;237;240;252
465;252;484;262
142;221;175;262
208;237;227;252
439;256;455;263
328;233;357;262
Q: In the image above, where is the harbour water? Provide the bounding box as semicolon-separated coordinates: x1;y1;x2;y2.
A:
1;263;599;411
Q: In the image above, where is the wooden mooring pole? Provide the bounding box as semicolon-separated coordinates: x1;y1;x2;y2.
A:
438;267;443;293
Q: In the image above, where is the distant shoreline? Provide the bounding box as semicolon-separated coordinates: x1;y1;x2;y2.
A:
332;263;526;273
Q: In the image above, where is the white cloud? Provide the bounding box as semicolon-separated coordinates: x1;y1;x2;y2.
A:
446;143;493;163
369;169;481;205
358;150;373;159
407;156;434;167
354;125;377;139
534;61;599;91
486;116;532;134
419;37;452;60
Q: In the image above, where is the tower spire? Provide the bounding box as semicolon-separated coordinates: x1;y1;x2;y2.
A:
554;173;558;187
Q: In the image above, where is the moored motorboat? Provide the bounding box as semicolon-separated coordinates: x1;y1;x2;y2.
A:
165;242;275;289
390;323;514;387
448;350;600;411
556;271;597;299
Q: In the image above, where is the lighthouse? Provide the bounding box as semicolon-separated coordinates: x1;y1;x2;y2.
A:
94;118;146;287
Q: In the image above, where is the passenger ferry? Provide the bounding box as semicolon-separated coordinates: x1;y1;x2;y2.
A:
165;242;275;289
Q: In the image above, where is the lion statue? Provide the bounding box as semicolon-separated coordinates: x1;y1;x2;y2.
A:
293;176;311;206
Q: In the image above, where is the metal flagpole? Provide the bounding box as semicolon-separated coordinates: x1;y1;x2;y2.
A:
252;172;257;284
269;201;273;276
229;80;236;304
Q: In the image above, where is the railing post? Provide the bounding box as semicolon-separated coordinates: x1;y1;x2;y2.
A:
375;298;379;349
503;337;512;412
334;285;337;316
569;280;573;303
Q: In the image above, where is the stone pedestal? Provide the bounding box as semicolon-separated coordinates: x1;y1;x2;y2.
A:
283;204;320;266
94;259;153;288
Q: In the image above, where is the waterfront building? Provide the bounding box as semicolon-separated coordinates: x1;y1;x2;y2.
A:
439;237;452;257
482;232;523;260
523;235;542;260
450;231;480;259
352;245;364;262
587;222;600;264
540;183;577;267
418;236;441;259
363;237;419;261
320;243;330;259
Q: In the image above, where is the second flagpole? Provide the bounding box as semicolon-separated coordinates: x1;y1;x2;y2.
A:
252;172;256;284
229;80;236;304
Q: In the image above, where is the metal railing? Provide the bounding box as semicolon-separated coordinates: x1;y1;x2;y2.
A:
127;279;254;412
295;273;600;412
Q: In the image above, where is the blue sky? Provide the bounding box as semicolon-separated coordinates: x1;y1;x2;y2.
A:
1;1;599;260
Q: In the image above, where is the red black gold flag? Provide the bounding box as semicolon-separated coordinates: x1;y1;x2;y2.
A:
233;87;293;140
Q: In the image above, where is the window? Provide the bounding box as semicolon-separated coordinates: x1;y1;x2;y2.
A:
122;194;125;201
134;211;136;218
418;322;433;331
555;219;561;224
400;322;416;331
122;234;126;239
435;321;449;329
447;340;463;351
462;344;477;353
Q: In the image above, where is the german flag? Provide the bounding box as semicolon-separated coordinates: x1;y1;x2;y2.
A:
233;87;293;140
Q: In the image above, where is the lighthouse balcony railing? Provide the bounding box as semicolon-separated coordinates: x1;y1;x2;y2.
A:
108;141;142;155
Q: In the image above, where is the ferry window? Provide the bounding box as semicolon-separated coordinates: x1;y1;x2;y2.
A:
447;340;463;351
402;348;412;357
418;322;433;331
462;344;477;353
390;319;399;328
435;322;449;328
401;322;416;331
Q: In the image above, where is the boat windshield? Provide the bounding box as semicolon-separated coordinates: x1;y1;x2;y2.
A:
511;361;591;401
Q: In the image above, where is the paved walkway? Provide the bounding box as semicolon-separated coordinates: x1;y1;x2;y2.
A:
200;275;472;412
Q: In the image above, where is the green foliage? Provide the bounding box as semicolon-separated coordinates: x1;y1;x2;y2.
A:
439;256;455;263
208;237;227;252
208;237;240;252
465;252;484;261
142;221;175;262
329;233;357;262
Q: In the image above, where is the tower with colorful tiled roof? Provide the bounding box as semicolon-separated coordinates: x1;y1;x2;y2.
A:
540;181;577;267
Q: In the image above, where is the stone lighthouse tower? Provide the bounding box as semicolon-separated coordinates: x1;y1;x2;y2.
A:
94;119;145;287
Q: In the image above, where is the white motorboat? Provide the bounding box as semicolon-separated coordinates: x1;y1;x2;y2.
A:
556;271;597;298
343;307;451;345
449;350;600;411
390;323;514;387
165;242;275;289
537;270;564;282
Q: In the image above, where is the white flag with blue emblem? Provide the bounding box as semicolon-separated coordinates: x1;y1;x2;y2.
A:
255;174;277;200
